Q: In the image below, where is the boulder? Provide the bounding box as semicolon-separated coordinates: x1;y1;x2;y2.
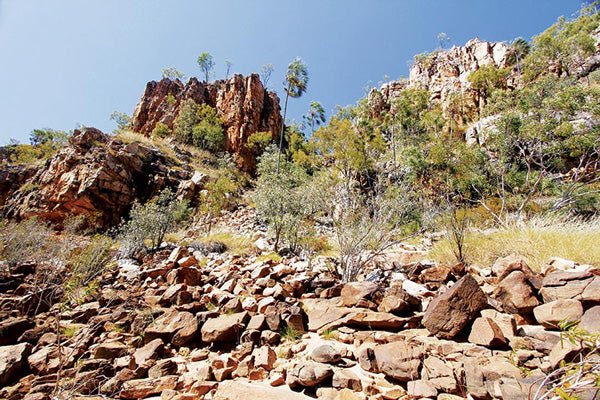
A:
581;305;600;333
92;341;128;360
533;299;583;329
133;338;164;367
468;317;507;347
377;286;420;314
359;340;424;382
0;343;31;386
0;318;34;346
286;361;334;388
340;281;380;307
201;311;248;343
493;270;540;314
540;271;596;302
311;344;342;364
422;274;488;338
144;310;197;346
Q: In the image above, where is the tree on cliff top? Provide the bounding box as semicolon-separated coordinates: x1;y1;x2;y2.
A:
197;52;215;82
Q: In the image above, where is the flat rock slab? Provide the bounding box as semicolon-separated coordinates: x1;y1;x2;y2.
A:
301;298;352;332
214;380;313;400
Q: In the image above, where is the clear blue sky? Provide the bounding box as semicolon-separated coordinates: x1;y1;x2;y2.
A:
0;0;582;144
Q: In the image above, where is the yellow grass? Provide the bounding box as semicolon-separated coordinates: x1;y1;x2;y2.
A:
429;215;600;271
198;232;255;255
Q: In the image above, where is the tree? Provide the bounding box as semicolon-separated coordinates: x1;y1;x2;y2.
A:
29;128;70;148
109;111;131;131
225;60;233;78
277;58;309;174
438;32;450;49
162;67;185;81
508;37;531;84
197;52;215;82
303;101;326;135
260;63;274;87
199;175;240;234
173;99;225;151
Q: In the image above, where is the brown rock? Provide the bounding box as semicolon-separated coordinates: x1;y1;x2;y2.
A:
119;375;178;399
92;341;128;360
214;380;312;400
540;271;595;302
144;310;197;346
533;299;583;329
148;359;177;378
468;317;507;347
422;274;488;339
0;318;34;346
340;281;380;307
332;369;362;391
359;340;424;382
311;344;342;364
201;311;248;343
581;305;600;333
252;346;276;370
0;343;31;386
493;270;540;314
286;361;333;388
133;338;164;367
131;74;283;173
377;286;420;314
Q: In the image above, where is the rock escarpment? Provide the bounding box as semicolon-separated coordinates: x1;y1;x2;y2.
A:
369;38;512;116
3;128;200;228
131;74;283;173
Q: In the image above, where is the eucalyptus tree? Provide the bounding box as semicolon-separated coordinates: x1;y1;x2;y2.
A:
276;58;309;174
260;63;274;87
162;67;185;81
197;52;215;82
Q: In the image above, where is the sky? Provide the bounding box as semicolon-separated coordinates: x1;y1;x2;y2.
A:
0;0;584;144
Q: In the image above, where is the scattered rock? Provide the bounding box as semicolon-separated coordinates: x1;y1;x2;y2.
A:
533;299;583;329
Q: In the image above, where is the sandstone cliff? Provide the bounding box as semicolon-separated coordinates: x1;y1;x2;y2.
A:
131;74;283;173
3;128;201;228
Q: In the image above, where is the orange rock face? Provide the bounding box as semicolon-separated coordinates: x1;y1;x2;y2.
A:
131;74;282;173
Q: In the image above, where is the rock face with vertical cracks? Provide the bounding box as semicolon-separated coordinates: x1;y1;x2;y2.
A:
130;74;283;173
3;127;197;228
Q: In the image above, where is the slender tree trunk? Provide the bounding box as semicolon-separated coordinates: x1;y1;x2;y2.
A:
391;115;396;167
276;88;290;176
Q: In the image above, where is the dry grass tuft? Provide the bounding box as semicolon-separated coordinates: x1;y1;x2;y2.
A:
430;215;600;271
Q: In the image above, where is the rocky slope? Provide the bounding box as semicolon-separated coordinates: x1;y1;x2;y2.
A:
0;206;598;399
131;74;283;173
2;128;203;228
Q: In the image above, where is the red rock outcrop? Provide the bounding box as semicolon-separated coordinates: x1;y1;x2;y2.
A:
131;74;282;173
3;128;198;228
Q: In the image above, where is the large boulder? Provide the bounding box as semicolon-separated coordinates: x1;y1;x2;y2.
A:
201;311;248;343
0;343;31;386
131;74;283;173
533;299;583;329
214;380;313;400
144;310;198;346
493;270;540;314
422;274;488;338
540;271;599;303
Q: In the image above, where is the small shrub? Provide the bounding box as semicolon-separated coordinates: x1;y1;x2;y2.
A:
1;218;55;266
281;326;302;341
174;100;224;151
151;122;171;138
118;189;190;257
247;131;273;155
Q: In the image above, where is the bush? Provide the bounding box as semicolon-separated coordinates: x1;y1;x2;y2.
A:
65;235;113;304
247;131;273;155
151;122;171;138
174;99;224;151
118;189;190;257
198;175;241;234
1;218;55;266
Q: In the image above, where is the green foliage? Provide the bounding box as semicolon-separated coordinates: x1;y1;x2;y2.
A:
303;101;326;134
151;122;171;138
281;325;302;341
1;218;55;266
174;99;224;151
118;188;190;257
162;67;185;81
468;65;510;99
29;128;70;147
110;111;131;131
247;131;273;155
284;58;309;98
197;52;215;82
65;235;112;304
254;147;309;251
7;128;71;165
199;175;241;234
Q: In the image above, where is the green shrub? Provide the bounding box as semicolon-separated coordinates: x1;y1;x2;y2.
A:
247;131;273;154
151;122;171;138
174;99;224;151
1;218;55;266
118;189;190;257
65;235;112;304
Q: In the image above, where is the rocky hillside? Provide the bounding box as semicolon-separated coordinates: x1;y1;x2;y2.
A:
131;74;282;172
2;128;204;228
1;214;599;399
